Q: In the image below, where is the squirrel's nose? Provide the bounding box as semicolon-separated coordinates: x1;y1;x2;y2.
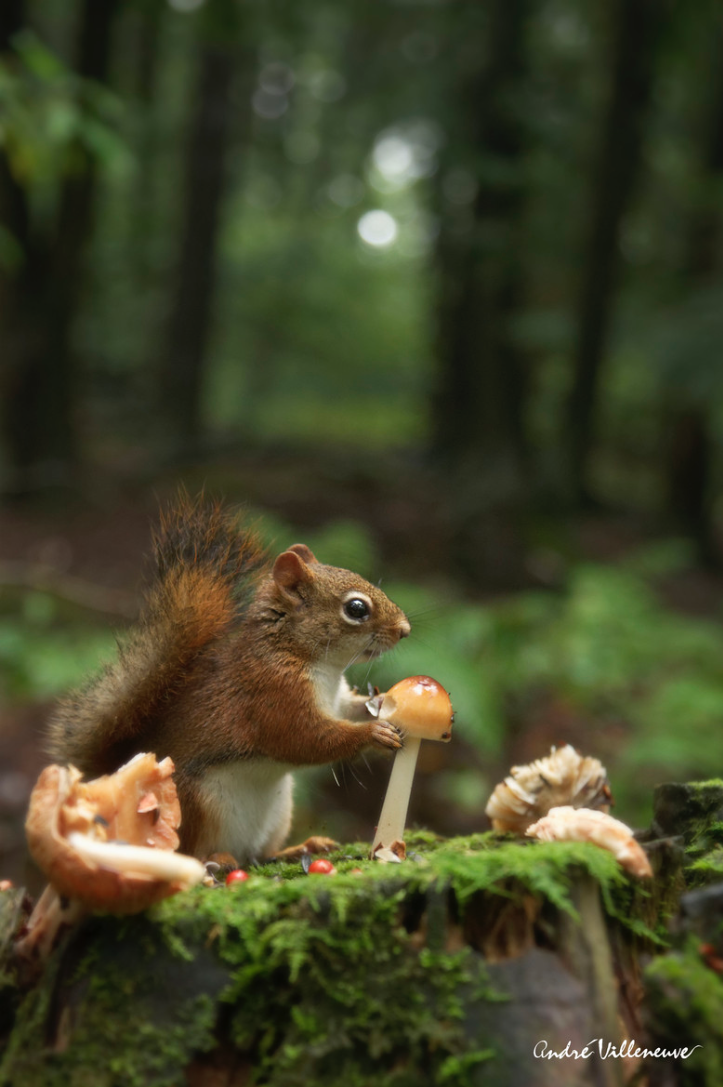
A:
397;619;411;639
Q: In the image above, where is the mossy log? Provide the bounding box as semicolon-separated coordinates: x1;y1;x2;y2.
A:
0;823;686;1087
638;781;723;1087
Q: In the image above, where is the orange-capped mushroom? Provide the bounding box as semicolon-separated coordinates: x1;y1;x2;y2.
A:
369;675;453;858
376;676;454;742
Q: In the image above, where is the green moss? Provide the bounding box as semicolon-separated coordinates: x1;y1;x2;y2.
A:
686;812;723;862
687;779;723;794
0;834;666;1087
644;940;723;1086
651;780;723;889
689;848;723;885
269;832;625;903
655;780;723;852
647;780;723;892
1;913;223;1087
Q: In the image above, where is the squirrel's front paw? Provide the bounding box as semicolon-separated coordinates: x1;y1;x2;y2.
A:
371;720;403;750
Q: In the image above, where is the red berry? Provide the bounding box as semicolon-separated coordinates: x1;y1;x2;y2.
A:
225;869;250;886
308;858;336;875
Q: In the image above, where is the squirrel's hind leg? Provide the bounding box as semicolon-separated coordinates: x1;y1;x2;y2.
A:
267;835;339;862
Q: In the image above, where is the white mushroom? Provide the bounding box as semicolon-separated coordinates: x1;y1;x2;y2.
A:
525;805;652;878
485;745;611;834
66;834;207;884
369;676;453;859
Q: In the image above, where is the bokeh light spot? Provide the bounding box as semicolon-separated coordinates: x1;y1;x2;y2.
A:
357;210;398;248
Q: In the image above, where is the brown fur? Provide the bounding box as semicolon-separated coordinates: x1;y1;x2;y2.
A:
47;492;267;777
46;493;410;857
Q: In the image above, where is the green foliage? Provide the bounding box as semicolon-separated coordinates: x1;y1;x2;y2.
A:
302;519;380;577
0;592;117;702
0;31;129;207
2;0;723;508
0;0;719;544
206;204;432;447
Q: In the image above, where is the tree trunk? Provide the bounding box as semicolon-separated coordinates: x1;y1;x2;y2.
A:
663;27;723;568
46;0;120;462
0;0;119;489
127;0;165;287
431;0;530;590
664;406;715;564
566;0;661;507
0;0;39;481
158;5;243;456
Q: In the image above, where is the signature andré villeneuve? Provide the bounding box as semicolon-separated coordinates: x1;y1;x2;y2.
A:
533;1039;702;1061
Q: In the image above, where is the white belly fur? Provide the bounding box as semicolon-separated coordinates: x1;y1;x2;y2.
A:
309;664;351;715
195;760;294;862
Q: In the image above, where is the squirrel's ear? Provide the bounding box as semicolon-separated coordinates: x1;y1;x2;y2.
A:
286;543;318;564
273;549;315;604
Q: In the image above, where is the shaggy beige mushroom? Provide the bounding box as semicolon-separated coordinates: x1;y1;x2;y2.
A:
526;806;652;878
485;745;611;834
369;676;453;859
18;753;205;961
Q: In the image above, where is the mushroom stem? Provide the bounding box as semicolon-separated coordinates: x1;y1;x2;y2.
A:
371;736;421;855
369;676;453;860
67;833;205;887
15;884;86;964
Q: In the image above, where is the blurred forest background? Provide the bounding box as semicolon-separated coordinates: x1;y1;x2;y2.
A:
3;0;723;886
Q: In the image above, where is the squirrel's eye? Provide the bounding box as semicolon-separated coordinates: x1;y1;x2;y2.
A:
343;597;371;623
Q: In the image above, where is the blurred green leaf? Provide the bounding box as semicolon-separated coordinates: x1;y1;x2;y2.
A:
0;607;116;702
0;30;129;188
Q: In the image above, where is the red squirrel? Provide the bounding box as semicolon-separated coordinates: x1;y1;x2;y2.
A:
47;494;410;863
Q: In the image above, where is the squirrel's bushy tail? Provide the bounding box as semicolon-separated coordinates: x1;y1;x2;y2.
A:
47;492;267;775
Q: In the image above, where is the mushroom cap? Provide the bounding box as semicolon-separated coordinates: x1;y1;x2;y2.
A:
526;805;652;879
379;676;453;741
485;745;611;833
25;754;203;913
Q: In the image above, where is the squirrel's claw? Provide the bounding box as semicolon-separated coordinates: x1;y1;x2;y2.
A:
371;720;404;751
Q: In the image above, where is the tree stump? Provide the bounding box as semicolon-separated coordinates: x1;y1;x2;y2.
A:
1;813;690;1087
